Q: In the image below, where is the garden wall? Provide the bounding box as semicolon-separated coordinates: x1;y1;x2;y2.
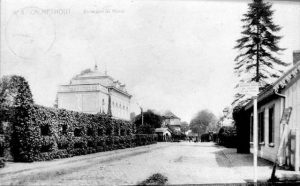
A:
0;75;157;162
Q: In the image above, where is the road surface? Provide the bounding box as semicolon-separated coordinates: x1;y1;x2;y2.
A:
0;142;277;185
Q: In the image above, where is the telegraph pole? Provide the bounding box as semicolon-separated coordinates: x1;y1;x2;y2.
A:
253;96;258;183
238;82;259;184
140;107;143;126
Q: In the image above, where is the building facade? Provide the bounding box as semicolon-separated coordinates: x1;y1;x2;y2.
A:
245;51;300;170
57;66;132;120
161;111;181;132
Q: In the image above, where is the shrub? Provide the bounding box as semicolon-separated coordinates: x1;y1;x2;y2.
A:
218;126;237;148
138;173;168;185
233;105;250;153
200;133;210;142
0;157;5;168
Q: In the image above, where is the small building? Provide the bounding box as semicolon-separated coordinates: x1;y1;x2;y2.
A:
56;65;132;120
244;51;300;170
155;128;172;142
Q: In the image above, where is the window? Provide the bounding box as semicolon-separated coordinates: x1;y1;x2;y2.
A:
98;128;103;136
250;114;253;142
0;122;3;134
74;128;82;137
40;144;52;152
74;142;84;149
87;141;94;147
87;127;93;136
106;127;112;136
62;125;67;135
41;125;50;136
258;110;265;143
269;106;275;145
121;129;125;136
114;126;119;136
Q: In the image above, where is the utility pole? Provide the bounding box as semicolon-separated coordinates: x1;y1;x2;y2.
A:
253;23;261;184
140;106;143;126
253;96;258;183
239;82;259;184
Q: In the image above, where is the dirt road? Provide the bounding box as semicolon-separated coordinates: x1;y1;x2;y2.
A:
0;142;275;185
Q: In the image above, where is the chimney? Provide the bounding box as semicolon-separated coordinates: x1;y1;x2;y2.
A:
293;50;300;65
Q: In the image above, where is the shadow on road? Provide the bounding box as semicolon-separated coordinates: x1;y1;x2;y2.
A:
213;146;273;168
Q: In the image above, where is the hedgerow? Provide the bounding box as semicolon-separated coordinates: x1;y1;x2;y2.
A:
0;75;157;163
218;126;237;148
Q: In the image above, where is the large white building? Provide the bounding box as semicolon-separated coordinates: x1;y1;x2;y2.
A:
56;65;132;120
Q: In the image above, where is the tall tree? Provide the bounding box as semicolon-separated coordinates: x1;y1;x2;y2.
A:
233;0;289;105
190;110;217;137
180;121;189;133
134;110;163;134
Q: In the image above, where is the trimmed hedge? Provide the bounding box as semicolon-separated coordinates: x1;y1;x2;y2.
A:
218;126;237;148
0;75;157;162
233;105;250;153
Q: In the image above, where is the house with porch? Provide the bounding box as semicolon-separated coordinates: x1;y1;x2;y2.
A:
244;51;300;170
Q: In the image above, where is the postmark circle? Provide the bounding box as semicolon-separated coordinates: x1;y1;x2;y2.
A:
5;7;56;59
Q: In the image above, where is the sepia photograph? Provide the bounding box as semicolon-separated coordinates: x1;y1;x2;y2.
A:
0;0;300;185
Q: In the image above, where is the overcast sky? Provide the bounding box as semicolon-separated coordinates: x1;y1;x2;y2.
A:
1;0;300;122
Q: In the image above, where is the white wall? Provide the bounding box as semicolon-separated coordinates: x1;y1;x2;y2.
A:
58;91;102;114
250;99;282;162
282;76;300;169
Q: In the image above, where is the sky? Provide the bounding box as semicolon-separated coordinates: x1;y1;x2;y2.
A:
1;0;300;122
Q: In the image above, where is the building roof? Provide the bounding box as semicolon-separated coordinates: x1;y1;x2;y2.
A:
61;65;131;97
162;111;180;119
74;68;107;79
155;128;171;133
245;61;300;110
72;67;113;81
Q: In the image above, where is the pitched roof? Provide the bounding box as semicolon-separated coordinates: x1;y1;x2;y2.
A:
155;128;171;133
162;111;180;119
273;61;300;91
245;61;300;110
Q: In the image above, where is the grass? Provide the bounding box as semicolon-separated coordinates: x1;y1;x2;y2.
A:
138;173;168;185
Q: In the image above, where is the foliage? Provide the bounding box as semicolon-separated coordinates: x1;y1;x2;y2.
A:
134;110;163;134
0;75;157;162
201;132;218;142
190;110;217;136
136;123;155;134
206;119;221;132
0;157;5;168
0;75;39;162
233;106;250;153
180;121;189;133
218;126;237;148
233;0;289;106
138;173;168;186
